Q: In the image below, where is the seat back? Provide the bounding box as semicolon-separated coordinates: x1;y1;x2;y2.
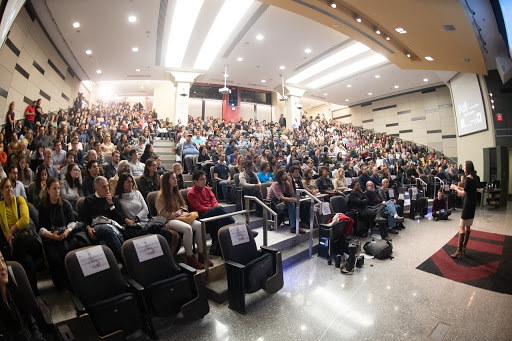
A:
229;165;237;178
27;182;36;204
261;182;272;199
180;188;190;206
121;235;179;288
330;195;344;213
234;173;241;188
103;155;112;165
239;149;248;156
26;202;39;230
65;245;127;307
134;176;142;190
315;202;334;225
6;261;39;315
218;223;259;265
76;197;86;222
147;191;159;217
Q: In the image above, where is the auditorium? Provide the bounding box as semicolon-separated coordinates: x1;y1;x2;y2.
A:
0;0;510;340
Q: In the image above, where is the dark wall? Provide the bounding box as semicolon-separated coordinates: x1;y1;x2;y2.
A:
485;69;512;146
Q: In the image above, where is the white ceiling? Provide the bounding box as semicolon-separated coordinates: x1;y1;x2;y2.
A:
42;0;492;107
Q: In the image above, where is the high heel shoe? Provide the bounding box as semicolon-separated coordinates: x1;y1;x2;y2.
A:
462;230;471;256
186;255;205;270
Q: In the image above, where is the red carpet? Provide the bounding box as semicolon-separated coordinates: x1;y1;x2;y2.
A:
416;230;512;295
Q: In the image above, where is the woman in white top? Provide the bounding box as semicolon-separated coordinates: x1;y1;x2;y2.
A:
114;173;149;223
60;163;83;209
100;133;115;156
334;167;349;191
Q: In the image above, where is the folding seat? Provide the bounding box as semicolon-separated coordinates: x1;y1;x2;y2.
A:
210;166;220;199
218;223;283;314
65;245;150;339
121;234;209;321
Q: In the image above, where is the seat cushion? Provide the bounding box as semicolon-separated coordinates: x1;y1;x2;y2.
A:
88;293;142;336
245;253;274;293
146;274;192;315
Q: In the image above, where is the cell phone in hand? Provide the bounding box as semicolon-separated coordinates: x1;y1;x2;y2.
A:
57;229;65;235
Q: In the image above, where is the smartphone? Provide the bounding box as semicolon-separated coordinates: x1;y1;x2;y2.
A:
57;229;65;235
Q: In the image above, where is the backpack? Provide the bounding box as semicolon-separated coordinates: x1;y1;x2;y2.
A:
363;239;393;259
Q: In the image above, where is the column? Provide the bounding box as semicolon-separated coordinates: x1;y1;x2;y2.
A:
153;81;175;120
169;72;202;125
284;86;307;130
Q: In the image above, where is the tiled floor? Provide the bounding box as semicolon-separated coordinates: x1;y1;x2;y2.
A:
47;204;512;341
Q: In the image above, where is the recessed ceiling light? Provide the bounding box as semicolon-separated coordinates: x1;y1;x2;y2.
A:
347;84;352;87
304;48;312;53
96;69;102;74
256;34;264;40
375;75;381;78
136;69;141;72
355;16;362;23
330;1;336;8
385;36;390;41
406;53;411;58
132;47;139;52
395;27;407;34
425;56;434;61
261;80;266;83
140;86;144;89
394;85;399;88
128;16;137;23
85;49;92;55
73;22;80;28
323;93;328;96
345;99;349;102
375;28;381;35
193;0;253;70
280;65;286;70
368;92;372;95
237;57;243;62
287;43;369;84
165;0;204;68
423;78;428;82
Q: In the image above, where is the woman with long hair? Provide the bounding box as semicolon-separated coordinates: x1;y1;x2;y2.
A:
140;143;156;164
450;160;478;258
100;133;115;156
257;161;274;183
114;173;149;224
4;102;15;145
61;163;83;209
29;165;48;209
302;168;319;195
155;171;208;269
172;163;186;190
334;167;349;192
139;158;160;202
39;177;76;289
17;158;33;187
7;134;20;158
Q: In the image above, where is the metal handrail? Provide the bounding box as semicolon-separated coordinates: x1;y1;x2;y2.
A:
416;177;427;187
295;189;325;258
199;209;250;277
433;176;445;197
244;195;278;247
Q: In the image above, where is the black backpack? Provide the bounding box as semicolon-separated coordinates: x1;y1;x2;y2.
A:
363;239;393;259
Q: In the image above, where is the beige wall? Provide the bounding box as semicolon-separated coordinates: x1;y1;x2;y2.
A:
332;86;458;158
152;81;176;121
305;103;345;121
0;8;80;123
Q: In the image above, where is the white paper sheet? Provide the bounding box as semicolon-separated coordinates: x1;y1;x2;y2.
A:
76;246;110;277
321;202;331;215
411;187;418;199
229;224;250;246
132;235;164;263
388;189;395;199
346;178;352;186
376;159;384;167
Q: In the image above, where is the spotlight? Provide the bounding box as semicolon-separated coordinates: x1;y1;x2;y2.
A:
330;1;336;8
355;16;362;23
406;53;411;58
375;28;381;35
385;36;390;41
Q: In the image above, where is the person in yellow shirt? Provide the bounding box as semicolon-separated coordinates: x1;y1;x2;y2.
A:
0;178;43;296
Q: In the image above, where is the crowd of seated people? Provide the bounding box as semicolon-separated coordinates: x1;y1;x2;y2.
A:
0;98;464;313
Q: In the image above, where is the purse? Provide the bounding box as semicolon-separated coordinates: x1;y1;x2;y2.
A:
175;211;199;224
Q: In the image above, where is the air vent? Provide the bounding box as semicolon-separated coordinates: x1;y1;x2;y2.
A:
443;25;456;31
127;74;151;78
211;79;234;84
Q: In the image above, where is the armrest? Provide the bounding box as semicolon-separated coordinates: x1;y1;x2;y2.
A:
126;278;144;292
179;262;197;276
225;260;245;270
260;246;279;254
71;294;86;313
319;223;332;229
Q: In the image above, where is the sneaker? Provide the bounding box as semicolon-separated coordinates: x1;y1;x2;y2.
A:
434;217;439;221
383;236;392;242
389;228;399;234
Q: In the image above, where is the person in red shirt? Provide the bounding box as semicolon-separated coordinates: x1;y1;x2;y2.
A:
0;143;7;167
24;100;36;130
432;189;451;221
187;170;234;256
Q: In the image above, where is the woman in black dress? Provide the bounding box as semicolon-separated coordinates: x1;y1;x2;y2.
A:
449;160;477;258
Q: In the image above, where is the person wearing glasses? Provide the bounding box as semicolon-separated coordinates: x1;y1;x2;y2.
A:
7;165;27;201
139;159;160;202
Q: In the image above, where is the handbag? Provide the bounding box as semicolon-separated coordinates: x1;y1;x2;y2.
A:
175;211;199;224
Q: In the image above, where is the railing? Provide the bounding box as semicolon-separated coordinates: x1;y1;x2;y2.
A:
244;195;278;247
295;189;326;258
433;176;445;197
199;210;249;278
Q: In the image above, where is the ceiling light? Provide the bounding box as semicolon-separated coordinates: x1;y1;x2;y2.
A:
489;92;493;97
345;99;349;102
287;42;369;84
73;22;80;28
193;0;253;70
280;65;286;70
165;0;204;68
423;78;428;82
355;16;362;23
136;69;141;72
330;1;336;8
374;75;381;78
96;69;102;74
425;56;434;61
140;86;144;89
237;57;243;62
385;36;390;41
304;48;312;53
132;47;139;52
85;49;92;55
491;99;494;103
306;53;387;88
375;28;381;35
368;92;372;95
394;85;399;88
128;16;137;23
347;84;352;87
395;27;407;34
323;93;328;96
406;53;411;58
261;80;266;83
256;34;264;40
